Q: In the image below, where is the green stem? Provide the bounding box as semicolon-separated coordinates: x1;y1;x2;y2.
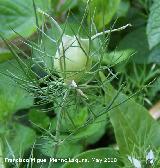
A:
90;24;132;40
53;89;70;157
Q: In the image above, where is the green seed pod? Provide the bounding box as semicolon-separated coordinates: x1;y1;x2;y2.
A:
38;10;131;83
54;35;92;82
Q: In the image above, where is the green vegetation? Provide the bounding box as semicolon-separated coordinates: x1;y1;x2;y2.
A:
0;0;160;167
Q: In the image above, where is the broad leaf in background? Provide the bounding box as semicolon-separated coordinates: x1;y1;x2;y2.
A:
51;0;78;15
6;124;36;158
71;91;108;145
110;96;160;155
89;0;121;29
72;94;107;145
50;104;107;145
101;73;160;156
148;44;160;64
103;49;133;65
29;109;50;129
116;0;130;18
0;48;12;63
0;0;50;41
62;148;123;168
116;27;149;64
0;60;33;121
0;139;4;168
147;0;160;49
73;115;107;145
39;137;83;158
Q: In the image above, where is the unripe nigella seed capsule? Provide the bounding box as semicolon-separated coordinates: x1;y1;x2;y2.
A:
38;10;131;83
54;35;92;82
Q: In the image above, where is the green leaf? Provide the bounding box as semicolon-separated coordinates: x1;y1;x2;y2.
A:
116;0;130;18
101;75;160;155
39;137;83;158
62;148;123;168
148;44;160;64
103;49;133;65
71;96;107;144
0;60;34;121
73;114;107;145
6;124;36;157
50;105;107;145
117;27;149;64
89;0;121;29
0;48;12;63
0;0;50;41
51;0;78;14
0;139;5;168
29;109;50;129
110;98;160;155
147;0;160;49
